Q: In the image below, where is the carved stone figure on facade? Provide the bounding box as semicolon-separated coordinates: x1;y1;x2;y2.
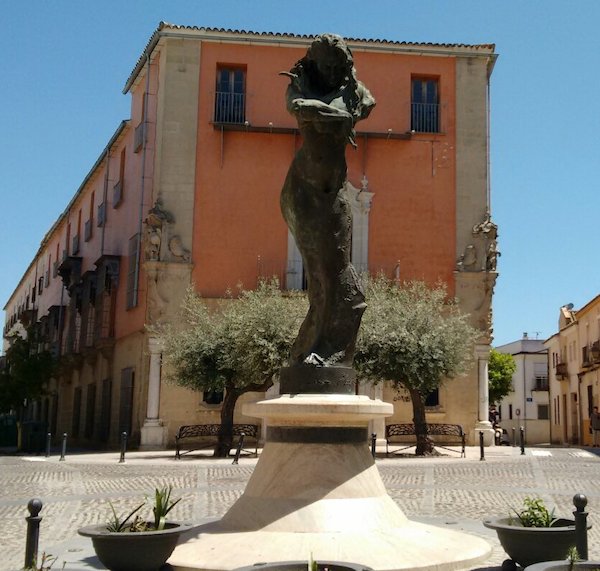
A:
168;235;191;262
472;208;500;272
486;239;500;272
456;244;477;272
279;33;375;392
143;199;175;261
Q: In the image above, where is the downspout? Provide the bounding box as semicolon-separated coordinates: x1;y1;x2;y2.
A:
133;54;151;307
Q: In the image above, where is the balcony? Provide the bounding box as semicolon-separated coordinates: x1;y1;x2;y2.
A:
411;102;440;133
214;91;246;124
555;362;568;380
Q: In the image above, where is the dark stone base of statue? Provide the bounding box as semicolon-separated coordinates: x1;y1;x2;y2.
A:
279;365;356;395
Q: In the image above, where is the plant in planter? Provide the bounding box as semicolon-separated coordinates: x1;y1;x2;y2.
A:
525;547;600;571
484;496;584;569
78;485;194;571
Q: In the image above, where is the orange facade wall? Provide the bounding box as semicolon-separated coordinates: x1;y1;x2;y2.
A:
192;42;457;297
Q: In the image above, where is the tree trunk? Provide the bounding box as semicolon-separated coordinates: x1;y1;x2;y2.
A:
408;386;435;456
214;387;240;458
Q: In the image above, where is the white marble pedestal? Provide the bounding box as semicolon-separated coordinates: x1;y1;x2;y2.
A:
168;394;491;571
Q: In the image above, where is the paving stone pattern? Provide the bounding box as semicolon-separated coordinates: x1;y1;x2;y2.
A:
2;448;600;571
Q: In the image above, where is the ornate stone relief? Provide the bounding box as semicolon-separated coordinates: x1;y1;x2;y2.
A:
457;209;500;273
143;198;190;263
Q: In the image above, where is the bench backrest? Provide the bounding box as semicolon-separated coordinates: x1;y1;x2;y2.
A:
176;423;258;440
386;423;464;438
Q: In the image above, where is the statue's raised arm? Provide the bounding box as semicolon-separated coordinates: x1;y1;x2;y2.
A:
279;34;375;394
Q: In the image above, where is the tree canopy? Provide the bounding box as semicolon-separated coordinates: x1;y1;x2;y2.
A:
488;349;516;405
0;332;55;416
355;276;479;455
159;279;306;456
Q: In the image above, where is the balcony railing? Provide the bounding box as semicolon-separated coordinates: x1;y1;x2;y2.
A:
411;102;440;133
214;92;246;124
534;375;549;391
556;362;568;379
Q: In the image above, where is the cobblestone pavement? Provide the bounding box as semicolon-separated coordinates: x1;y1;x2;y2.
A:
2;445;599;571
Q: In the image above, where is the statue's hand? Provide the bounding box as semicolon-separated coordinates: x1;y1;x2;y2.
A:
292;99;351;121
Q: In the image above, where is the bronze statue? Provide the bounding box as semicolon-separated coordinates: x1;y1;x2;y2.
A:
279;34;375;393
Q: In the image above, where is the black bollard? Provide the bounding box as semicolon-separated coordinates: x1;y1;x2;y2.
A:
573;493;589;560
512;427;516;447
24;498;43;570
520;426;525;455
479;431;485;461
371;433;377;459
45;433;51;458
119;432;127;463
232;433;245;465
59;433;67;461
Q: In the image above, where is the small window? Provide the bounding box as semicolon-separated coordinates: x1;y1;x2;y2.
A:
411;77;440;133
425;389;439;407
97;203;106;227
203;389;224;405
126;234;140;309
538;404;549;420
214;67;246;123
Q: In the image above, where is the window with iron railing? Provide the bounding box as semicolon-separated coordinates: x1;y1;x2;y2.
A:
411;77;440;133
214;67;246;124
534;375;549;391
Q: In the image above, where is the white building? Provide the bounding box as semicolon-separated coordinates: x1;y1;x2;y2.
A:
495;335;549;444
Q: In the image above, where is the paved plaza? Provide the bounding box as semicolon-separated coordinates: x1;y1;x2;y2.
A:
2;445;599;571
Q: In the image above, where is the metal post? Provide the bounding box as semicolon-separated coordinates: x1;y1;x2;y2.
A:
520;426;525;455
573;493;589;560
119;432;127;463
59;433;67;461
512;427;516;447
24;498;43;570
479;431;485;461
232;433;245;465
45;433;51;458
371;433;377;458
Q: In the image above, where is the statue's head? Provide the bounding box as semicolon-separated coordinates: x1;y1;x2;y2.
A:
305;34;354;92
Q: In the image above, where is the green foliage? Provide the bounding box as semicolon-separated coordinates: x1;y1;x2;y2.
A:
0;331;55;414
160;279;307;394
153;486;181;531
106;486;182;532
566;546;580;571
106;501;146;532
25;551;63;570
488;349;516;405
355;276;479;395
512;497;557;528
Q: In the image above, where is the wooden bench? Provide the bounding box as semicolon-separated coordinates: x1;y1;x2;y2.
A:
385;423;466;457
175;423;259;459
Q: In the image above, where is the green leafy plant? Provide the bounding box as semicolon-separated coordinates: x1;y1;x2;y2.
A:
512;497;558;528
104;486;181;532
566;546;580;571
106;501;146;532
25;551;64;570
153;485;182;531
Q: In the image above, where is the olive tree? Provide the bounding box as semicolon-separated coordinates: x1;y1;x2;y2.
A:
160;280;306;457
488;349;516;405
0;331;55;418
355;276;479;456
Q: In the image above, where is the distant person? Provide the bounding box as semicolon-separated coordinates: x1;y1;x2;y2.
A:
591;406;600;447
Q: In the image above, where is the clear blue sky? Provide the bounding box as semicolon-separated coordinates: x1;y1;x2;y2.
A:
2;0;599;347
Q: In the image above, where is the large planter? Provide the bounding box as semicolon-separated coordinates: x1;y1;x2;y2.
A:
526;561;600;571
78;521;194;571
483;517;582;568
234;563;372;571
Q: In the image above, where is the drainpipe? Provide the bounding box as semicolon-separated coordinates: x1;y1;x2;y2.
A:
132;54;151;307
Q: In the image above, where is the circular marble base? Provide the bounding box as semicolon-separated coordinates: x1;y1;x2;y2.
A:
168;395;491;571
